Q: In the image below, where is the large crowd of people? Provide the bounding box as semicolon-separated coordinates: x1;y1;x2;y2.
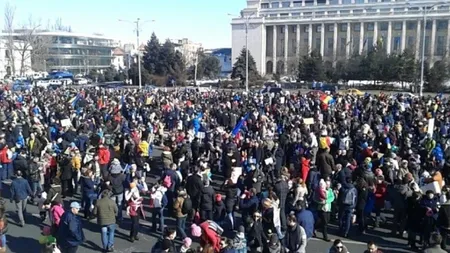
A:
0;86;450;253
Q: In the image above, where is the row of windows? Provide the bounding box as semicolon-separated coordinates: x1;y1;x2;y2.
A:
48;48;112;56
273;21;449;34
269;35;446;56
263;6;449;17
47;58;111;66
51;36;112;47
261;0;420;8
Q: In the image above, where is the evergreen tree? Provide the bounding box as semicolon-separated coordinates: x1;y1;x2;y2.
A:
231;47;259;81
143;33;160;75
298;49;324;82
192;51;221;79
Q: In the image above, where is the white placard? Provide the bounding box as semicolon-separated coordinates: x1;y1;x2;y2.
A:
428;118;435;136
303;118;314;125
264;157;274;165
280;97;285;104
60;119;72;127
196;132;206;139
231;167;242;184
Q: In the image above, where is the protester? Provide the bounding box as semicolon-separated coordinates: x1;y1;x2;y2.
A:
93;189;117;252
10;170;32;226
57;202;84;253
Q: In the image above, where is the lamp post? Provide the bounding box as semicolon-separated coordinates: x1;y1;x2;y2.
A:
119;18;155;89
418;2;449;97
229;12;255;92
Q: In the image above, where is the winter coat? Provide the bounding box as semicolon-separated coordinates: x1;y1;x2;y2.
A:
98;146;110;165
374;183;387;209
296;209;315;239
200;186;215;211
10;177;32;201
284;224;307;253
57;211;85;248
50;204;65;226
161;151;173;169
186;174;203;209
224;183;238;213
93;196;118;226
58;156;73;180
316;151;335;178
13;155;28;174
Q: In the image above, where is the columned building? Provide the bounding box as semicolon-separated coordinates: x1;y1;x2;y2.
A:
231;0;450;76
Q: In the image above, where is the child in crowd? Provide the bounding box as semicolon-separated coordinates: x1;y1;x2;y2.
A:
233;225;247;253
39;226;60;253
213;194;226;225
49;200;64;235
180;237;193;253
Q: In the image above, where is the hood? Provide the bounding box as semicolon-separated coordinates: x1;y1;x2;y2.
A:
110;162;123;174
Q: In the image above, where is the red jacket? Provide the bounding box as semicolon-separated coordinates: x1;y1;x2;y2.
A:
0;147;11;164
98;146;110;165
301;157;311;182
374;183;387;209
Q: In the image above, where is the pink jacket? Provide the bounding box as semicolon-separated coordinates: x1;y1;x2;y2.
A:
50;204;65;226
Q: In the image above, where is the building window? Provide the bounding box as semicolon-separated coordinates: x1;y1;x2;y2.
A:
327;38;333;50
5;50;9;59
282;1;290;7
393;37;401;51
272;2;280;8
368;0;377;2
353;9;363;15
394;8;405;14
438;20;448;30
292;12;300;16
367;37;374;51
354;24;361;32
340;38;347;54
340;10;350;15
280;13;289;17
355;0;364;3
380;22;388;31
292;26;297;33
342;0;351;4
340;24;348;32
315;11;325;17
304;26;310;33
315;38;321;51
305;0;313;6
366;9;377;14
426;21;432;30
425;36;430;55
379;8;391;14
261;3;269;8
437;36;445;55
292;38;297;54
328;11;337;17
394;22;402;30
367;23;374;31
317;0;326;5
293;1;302;7
280;26;285;33
328;24;334;32
317;25;322;33
303;12;312;18
407;36;415;47
407;21;416;30
269;14;277;17
329;0;338;4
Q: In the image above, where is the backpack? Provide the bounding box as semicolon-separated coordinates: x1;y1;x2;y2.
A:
181;197;192;215
163;175;172;188
342;187;357;207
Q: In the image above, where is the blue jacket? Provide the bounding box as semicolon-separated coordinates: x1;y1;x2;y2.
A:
57;211;85;248
10;177;32;201
80;177;95;197
296;209;315;239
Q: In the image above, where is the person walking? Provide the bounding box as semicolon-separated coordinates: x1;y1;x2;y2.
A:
93;189;117;252
174;188;189;240
109;159;125;222
57;202;85;253
10;170;32;227
125;182;144;242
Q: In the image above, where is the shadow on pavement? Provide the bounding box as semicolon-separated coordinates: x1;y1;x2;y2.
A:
6;235;39;252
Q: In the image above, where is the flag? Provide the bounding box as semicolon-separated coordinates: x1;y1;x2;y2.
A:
232;113;249;137
69;94;80;107
97;97;103;109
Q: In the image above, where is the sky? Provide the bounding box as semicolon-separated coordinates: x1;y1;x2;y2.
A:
1;0;247;49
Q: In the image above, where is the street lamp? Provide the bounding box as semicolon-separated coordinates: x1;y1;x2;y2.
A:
418;1;449;97
118;18;155;89
229;12;255;93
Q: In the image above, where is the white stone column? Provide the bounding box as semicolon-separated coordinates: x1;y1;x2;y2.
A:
346;23;351;58
273;25;277;73
446;21;450;58
296;24;301;57
333;23;338;63
387;21;392;54
416;20;421;60
308;24;313;54
359;22;365;54
373;22;378;47
401;21;407;52
284;25;289;73
320;23;325;56
261;25;267;76
430;19;436;65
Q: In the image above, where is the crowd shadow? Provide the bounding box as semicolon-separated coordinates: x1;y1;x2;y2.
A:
6;234;39;253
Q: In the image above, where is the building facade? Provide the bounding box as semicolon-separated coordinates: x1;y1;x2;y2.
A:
170;38;203;66
207;48;233;77
38;31;115;74
0;39;33;78
232;0;450;76
112;47;125;70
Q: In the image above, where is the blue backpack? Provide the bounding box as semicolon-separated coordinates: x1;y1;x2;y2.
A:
342;187;357;207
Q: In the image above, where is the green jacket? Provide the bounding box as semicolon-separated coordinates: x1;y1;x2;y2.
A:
93;197;118;226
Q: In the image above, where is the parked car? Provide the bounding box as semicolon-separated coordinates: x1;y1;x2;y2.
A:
74;78;88;85
35;78;51;88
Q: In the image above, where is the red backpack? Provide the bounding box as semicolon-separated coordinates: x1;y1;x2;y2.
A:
163;175;172;188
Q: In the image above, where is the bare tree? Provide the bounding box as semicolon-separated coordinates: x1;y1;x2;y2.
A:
14;15;52;74
287;56;299;79
4;1;16;76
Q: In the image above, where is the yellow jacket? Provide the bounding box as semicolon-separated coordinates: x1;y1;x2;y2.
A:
71;155;81;171
138;141;149;157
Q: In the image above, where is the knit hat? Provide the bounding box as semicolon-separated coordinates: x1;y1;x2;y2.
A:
215;194;222;202
183;237;192;247
191;224;202;237
238;225;245;233
269;234;278;246
42;226;51;236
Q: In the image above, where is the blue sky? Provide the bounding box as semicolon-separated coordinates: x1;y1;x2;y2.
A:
2;0;247;48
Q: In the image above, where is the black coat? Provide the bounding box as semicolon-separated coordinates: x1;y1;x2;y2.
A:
200;185;215;211
185;174;203;209
13;156;28;174
59;156;73;180
274;180;289;209
224;184;238;213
